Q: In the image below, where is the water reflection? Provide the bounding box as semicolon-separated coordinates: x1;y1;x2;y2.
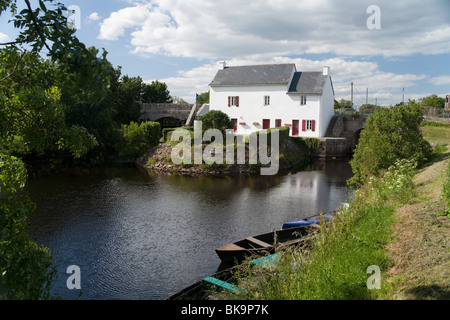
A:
26;158;353;300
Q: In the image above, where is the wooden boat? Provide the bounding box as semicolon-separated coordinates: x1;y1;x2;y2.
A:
215;212;336;263
215;224;315;263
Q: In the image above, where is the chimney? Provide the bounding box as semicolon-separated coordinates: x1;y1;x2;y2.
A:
221;61;227;69
323;66;330;76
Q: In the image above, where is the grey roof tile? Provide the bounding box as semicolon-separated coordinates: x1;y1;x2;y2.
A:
209;63;295;86
288;72;327;95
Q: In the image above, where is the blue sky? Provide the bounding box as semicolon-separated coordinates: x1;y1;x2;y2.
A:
1;0;449;106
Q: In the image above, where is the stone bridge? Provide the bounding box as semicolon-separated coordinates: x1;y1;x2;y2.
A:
140;103;203;127
314;114;368;158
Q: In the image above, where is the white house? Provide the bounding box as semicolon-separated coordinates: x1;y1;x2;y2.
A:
208;63;335;138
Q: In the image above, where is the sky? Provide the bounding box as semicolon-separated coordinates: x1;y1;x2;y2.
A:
1;0;450;106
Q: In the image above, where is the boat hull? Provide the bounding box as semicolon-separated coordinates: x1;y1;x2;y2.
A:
215;225;313;263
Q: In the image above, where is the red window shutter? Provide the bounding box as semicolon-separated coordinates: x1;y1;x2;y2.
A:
312;120;316;132
228;96;230;107
302;120;306;131
236;96;239;107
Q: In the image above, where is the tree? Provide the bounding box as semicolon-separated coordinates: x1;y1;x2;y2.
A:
348;100;432;187
198;110;232;135
335;99;353;109
142;80;172;103
0;0;117;298
419;94;445;108
113;75;143;125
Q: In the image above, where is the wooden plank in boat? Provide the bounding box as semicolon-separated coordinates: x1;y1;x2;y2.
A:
245;237;272;248
220;243;246;251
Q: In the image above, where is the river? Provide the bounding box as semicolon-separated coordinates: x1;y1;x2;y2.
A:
26;158;353;300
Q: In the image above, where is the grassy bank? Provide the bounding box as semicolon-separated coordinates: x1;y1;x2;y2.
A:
218;121;450;300
225;159;416;300
382;124;450;299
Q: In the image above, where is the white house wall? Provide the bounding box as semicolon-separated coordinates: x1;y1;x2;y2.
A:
210;85;322;137
319;76;335;137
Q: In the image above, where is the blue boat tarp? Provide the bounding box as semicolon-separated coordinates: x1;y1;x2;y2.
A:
281;219;319;229
281;214;335;230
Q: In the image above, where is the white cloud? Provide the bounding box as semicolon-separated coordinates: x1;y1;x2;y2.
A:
429;76;450;86
88;12;101;21
0;32;10;43
99;0;450;59
98;4;154;40
157;57;428;106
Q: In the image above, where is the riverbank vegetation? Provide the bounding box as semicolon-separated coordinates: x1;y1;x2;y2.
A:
218;104;449;300
0;0;166;299
141;122;321;175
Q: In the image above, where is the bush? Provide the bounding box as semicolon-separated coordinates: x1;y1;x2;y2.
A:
249;126;290;145
198;110;232;135
348;101;432;187
118;121;161;159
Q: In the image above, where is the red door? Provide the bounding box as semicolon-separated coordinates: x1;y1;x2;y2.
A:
263;119;270;129
292;120;299;136
231;118;238;133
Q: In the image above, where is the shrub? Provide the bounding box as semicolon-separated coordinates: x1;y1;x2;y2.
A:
198;110;232;135
119;121;161;159
348;101;432;187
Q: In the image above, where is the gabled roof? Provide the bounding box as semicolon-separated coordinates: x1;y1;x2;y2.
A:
288;72;328;95
209;63;295;87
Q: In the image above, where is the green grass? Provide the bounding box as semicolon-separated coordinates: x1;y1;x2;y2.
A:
421;122;450;146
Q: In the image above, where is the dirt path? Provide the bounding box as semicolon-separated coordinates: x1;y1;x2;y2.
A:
386;152;450;299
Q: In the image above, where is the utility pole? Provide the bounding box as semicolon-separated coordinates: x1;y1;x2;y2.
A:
351;82;354;108
402;88;405;104
366;88;368;105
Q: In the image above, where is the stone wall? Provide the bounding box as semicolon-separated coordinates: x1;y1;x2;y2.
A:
141;103;198;123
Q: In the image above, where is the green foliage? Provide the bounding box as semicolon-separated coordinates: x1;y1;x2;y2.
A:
249;126;290;146
198;110;232;135
421;121;450;127
0;153;56;299
420;94;445;109
142;80;172;103
118;121;161;159
113;75;144;125
438;162;450;217
348;101;431;187
0;48;98;158
196;91;209;105
335;99;353;109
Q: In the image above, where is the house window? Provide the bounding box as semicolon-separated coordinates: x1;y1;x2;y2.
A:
263;119;270;129
264;96;270;106
300;96;307;105
275;119;282;127
231;118;238;133
302;120;316;132
228;96;239;107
